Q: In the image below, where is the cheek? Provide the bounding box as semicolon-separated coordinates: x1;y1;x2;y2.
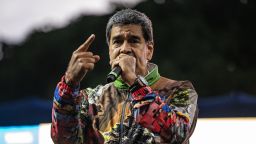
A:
108;50;112;60
134;50;147;63
109;48;119;60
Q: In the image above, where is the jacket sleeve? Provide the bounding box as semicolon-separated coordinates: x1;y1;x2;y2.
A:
51;76;104;144
133;81;198;143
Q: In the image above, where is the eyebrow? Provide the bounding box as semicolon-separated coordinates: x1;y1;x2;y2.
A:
130;35;140;41
112;35;141;41
112;35;122;41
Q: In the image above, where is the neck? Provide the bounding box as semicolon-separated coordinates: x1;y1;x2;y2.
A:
136;66;148;77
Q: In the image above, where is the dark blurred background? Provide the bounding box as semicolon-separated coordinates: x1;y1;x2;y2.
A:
1;0;256;126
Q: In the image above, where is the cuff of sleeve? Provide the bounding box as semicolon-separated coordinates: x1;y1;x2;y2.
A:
61;76;80;94
59;75;80;97
54;76;81;106
62;75;80;89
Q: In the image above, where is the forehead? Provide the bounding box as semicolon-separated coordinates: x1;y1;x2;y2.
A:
110;24;143;39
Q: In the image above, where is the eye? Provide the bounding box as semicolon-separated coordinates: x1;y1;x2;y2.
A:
129;39;138;43
113;39;122;45
129;37;140;44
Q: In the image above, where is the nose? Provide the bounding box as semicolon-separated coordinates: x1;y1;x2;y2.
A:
120;41;132;54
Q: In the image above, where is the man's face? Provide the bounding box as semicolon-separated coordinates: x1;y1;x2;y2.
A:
109;24;154;76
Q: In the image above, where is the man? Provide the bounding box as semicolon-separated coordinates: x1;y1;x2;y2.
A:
51;9;198;144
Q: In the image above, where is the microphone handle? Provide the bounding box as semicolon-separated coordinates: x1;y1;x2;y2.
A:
106;66;122;83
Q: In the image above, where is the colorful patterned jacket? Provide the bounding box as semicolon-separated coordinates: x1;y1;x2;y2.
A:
51;63;198;144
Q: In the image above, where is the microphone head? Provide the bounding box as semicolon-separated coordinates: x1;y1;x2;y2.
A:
106;66;122;83
106;74;116;83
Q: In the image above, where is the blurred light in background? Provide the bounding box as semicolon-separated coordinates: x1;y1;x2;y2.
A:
5;131;34;143
191;118;256;143
0;118;256;144
0;125;38;144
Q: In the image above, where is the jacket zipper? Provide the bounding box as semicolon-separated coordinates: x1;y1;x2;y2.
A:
118;92;130;144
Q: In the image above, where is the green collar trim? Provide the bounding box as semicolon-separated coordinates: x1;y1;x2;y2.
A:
114;64;160;90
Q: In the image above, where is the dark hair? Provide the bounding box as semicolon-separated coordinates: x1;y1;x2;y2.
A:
106;9;153;45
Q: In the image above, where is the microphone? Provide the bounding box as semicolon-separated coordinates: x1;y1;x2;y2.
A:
106;66;122;83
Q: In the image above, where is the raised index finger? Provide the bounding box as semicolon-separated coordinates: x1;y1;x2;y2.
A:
76;34;95;52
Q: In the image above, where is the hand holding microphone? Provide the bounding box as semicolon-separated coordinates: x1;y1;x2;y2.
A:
106;66;122;83
106;54;137;85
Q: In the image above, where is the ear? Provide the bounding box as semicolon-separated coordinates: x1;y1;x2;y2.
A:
146;41;154;61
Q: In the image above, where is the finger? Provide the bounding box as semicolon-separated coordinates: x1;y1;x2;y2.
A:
83;63;95;71
76;34;95;52
78;54;100;63
77;57;97;64
73;52;93;60
109;56;119;67
93;55;100;62
111;59;120;69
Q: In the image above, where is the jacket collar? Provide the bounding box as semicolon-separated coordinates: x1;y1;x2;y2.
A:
114;63;160;90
